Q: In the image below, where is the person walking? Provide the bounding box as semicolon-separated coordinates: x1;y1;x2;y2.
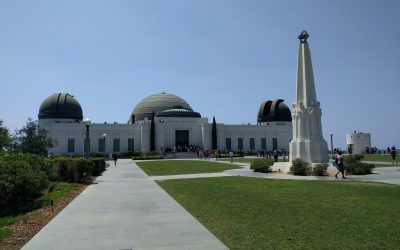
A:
390;146;397;164
229;150;234;163
334;151;346;179
273;150;279;162
112;153;118;166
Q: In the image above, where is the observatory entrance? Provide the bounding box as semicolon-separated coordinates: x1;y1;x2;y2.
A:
175;130;189;151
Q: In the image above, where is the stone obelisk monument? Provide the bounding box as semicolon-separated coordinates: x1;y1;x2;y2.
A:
289;31;328;163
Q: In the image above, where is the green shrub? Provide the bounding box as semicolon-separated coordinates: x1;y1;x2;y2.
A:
132;152;164;160
132;156;164;160
312;163;328;176
56;157;98;182
0;153;57;181
75;158;94;182
0;160;49;216
344;155;375;175
250;159;275;173
290;158;311;176
56;158;73;181
91;158;106;176
344;154;364;165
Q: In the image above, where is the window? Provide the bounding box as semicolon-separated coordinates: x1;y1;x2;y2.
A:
272;138;278;150
68;139;75;153
128;138;135;152
98;138;105;152
250;138;255;150
226;138;231;150
113;138;120;152
261;138;266;150
238;138;243;150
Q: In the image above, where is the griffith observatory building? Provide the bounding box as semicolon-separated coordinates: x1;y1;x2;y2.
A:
38;92;293;156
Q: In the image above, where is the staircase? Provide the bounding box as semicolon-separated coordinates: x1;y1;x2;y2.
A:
174;152;198;159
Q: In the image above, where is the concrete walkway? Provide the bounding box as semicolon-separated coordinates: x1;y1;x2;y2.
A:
223;164;400;185
149;159;400;185
22;159;227;250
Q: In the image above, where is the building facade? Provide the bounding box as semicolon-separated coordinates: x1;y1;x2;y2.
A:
38;92;292;156
346;131;371;155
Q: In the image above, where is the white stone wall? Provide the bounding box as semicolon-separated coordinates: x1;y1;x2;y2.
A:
346;132;371;155
40;117;292;155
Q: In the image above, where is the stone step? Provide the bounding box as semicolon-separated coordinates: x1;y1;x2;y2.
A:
175;152;198;159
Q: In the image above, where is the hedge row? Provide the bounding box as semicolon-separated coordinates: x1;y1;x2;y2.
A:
0;153;106;216
56;157;106;182
344;155;375;175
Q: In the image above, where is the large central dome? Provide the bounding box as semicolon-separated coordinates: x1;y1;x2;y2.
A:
129;92;193;122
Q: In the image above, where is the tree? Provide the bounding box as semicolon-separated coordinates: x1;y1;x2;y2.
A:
212;116;217;150
150;112;156;151
0;120;11;151
14;118;54;156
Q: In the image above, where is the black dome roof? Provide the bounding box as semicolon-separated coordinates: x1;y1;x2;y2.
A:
257;99;292;123
38;93;83;120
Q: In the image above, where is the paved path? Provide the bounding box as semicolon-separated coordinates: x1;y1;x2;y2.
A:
23;159;227;250
149;159;400;185
223;164;400;185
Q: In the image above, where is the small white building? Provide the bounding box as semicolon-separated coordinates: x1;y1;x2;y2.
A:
38;92;293;156
346;131;371;155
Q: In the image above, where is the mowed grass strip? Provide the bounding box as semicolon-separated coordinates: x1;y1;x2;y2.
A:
362;154;396;162
157;177;400;250
136;160;238;176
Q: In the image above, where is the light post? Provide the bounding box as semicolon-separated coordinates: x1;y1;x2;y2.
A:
84;118;91;159
201;123;205;149
140;125;143;153
103;133;106;158
330;132;334;159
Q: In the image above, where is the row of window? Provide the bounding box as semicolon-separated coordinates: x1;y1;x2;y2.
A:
225;137;278;151
67;138;135;153
67;137;278;153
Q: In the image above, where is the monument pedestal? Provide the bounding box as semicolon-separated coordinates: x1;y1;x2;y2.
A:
271;162;339;176
289;139;328;163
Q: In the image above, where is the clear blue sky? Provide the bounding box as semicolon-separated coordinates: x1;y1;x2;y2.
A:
0;0;399;149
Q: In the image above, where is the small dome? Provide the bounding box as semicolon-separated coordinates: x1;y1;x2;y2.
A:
38;93;83;121
155;108;201;118
130;92;193;122
257;99;292;123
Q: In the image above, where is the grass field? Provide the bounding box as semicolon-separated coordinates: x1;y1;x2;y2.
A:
0;217;20;237
158;177;400;249
362;154;396;162
0;182;82;238
136;160;238;176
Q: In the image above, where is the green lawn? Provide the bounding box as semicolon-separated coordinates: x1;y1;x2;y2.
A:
158;177;400;249
0;182;82;238
136;160;238;176
362;154;396;162
0;217;20;237
35;182;82;208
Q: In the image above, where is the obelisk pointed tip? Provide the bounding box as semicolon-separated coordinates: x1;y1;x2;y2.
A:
298;30;309;44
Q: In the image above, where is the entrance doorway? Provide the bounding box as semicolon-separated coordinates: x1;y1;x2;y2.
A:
175;130;189;151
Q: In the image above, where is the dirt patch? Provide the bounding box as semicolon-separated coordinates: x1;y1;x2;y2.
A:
0;184;88;250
